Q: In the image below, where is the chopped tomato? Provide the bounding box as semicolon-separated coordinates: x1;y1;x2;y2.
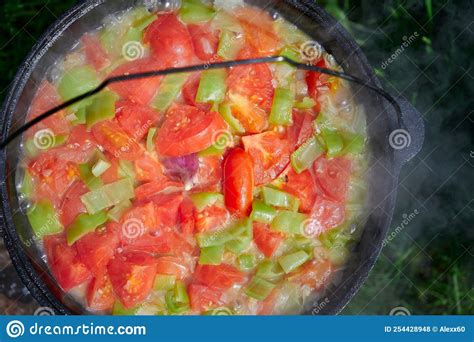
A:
144;14;195;67
119;202;158;241
26;81;70;139
289;259;332;291
134;155;165;183
54;125;98;164
100;156;120;184
82;33;110;71
313;157;351;202
107;250;157;309
76;223;120;275
182;72;201;106
121;232;172;255
288;110;315;149
86;272;115;311
283;168;317;213
253;222;285;258
29;153;79;206
227;48;274;133
116;100;156;141
195;205;229;233
188;24;219;61
150;193;184;231
60;181;88;227
242;131;291;186
193;155;222;192
234;7;281;56
223;148;254;216
155;104;227;157
188;284;224;312
306;197;345;234
306;59;331;113
135;180;183;202
44;234;91;292
155;256;190;280
108;57;162;105
92;120;143;160
194;264;246;289
178;198;196;236
257;288;279;315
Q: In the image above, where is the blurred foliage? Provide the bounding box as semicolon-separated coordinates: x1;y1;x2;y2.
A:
0;0;472;314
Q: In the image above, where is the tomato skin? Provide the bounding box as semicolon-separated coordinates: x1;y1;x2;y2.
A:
156;104;227;157
188;24;219;61
253;223;285;258
92;120;143;160
178;198;196;236
283;168;317;213
107;251;157;309
242;131;291;186
82;33;110;71
313;157;351;202
188;284;224;312
144;14;195;67
108;58;162;105
44;234;92;292
86;272;115;311
227;48;274;133
76;223;120;275
116;100;156;141
60;181;88;227
155;256;190;280
223;148;254;216
194;264;246;290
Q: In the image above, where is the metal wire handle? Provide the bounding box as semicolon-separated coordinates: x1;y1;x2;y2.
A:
0;55;402;149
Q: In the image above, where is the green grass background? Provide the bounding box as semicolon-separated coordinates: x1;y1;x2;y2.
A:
0;0;472;314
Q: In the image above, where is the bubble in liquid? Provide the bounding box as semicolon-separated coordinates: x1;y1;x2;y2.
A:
143;0;182;12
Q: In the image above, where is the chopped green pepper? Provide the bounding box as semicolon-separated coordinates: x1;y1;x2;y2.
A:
112;301;139;315
250;200;277;224
261;186;299;211
280;45;303;63
146;127;157;153
217;29;244;60
154;274;176;291
196;69;227;104
256;260;285;283
179;0;216;24
79;163;103;190
245;276;276;301
152;73;189;112
118;160;136;181
199;245;225;265
58;65;99;110
66;211;108;245
190;192;224;211
218;103;245;134
107;199;132;222
294;97;317;110
81;178;135;214
86;91;118;128
27;200;63;238
91;159;111;178
269;88;294;126
278;250;310;273
196;218;251;248
341;131;365;155
237;254;256;271
270;210;308;235
165;281;190;314
225;223;252;254
319;127;344;158
290;136;324;174
204;307;234;315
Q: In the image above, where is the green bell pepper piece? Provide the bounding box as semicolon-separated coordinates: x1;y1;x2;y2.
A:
199;245;225;265
245;276;276;301
112;301;139;315
152;73;189;112
107;199;132;222
294;96;317;110
270;210;308;235
290;136;325;174
278;250;310;273
256;260;285;283
79;163;103;190
237;254;256;271
179;0;216;24
58;65;99;110
341;131;365;155
66;211;108;245
165;281;190;314
154;274;176;291
190;192;224;211
86;91;118;129
81;178;135;214
250;200;277;224
261;186;299;211
269;88;294;126
218;103;245;133
196;69;227;104
217;29;243;61
146;128;157;153
27;200;63;238
91;159;111;178
319;127;344;158
118;160;136;181
196;218;251;248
